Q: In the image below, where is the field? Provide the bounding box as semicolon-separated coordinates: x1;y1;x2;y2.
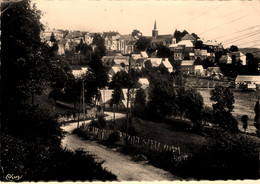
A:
198;88;257;133
124;117;206;155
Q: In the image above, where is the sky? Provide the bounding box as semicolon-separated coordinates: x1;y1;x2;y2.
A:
33;0;260;48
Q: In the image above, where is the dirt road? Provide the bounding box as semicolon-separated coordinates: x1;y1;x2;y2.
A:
61;113;176;181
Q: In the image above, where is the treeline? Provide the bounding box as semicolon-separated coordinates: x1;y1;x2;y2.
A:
1;0;115;181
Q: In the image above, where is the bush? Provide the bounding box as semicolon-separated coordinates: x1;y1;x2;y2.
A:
106;132;120;146
1;133;117;181
176;132;260;180
165;118;193;132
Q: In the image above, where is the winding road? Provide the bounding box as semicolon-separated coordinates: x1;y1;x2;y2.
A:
61;112;177;181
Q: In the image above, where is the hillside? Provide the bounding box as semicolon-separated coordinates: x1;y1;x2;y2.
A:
240;48;260;58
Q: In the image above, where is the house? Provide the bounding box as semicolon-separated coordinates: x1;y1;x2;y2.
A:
72;66;89;78
204;40;224;52
98;89;114;109
103;31;120;51
169;40;194;60
138;78;149;89
161;58;173;73
150;34;175;49
194;49;208;60
181;34;196;44
84;32;95;45
149;58;163;67
57;39;67;55
117;35;136;54
194;65;204;76
41;29;64;42
108;66;126;81
205;66;222;78
181;60;195;74
140;51;149;59
114;56;130;67
231;51;247;65
219;54;232;64
102;56;115;67
98;88;136;111
235;75;260;90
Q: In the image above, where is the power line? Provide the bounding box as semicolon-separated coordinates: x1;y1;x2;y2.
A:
215;25;260;40
222;29;260;43
223;31;260;45
232;39;260;46
199;13;251;35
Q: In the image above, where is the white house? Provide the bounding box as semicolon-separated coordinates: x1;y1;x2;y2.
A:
235;75;260;89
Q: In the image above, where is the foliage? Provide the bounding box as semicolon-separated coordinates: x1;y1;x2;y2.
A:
109;71;133;89
230;45;239;52
106;132;121;145
92;33;106;57
177;132;260;179
201;106;213;123
49;59;75;102
241;115;249;132
177;87;204;133
1;0;52;130
254;100;260;137
156;45;171;58
146;71;178;120
210;85;234;113
135;36;151;51
89;116;107;129
194;40;204;49
131;29;142;38
133;88;146;118
1;133;117;181
210;86;238;132
202;57;215;69
194;57;203;65
173;29;189;43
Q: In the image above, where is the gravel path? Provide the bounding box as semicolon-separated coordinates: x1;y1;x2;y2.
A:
61;113;176;181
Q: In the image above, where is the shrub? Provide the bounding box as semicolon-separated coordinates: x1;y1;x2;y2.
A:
1;133;117;181
176;132;260;180
106;132;120;146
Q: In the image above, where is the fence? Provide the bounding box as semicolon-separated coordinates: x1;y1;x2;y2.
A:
80;124;184;158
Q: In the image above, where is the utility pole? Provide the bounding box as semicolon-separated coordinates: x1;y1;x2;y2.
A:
126;55;131;140
82;80;85;124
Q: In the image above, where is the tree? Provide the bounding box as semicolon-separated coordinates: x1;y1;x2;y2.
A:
133;88;146;118
1;0;53;131
210;86;238;132
194;57;203;65
177;87;204;133
194;40;204;49
156;45;171;58
135;36;151;51
202;57;215;69
241;115;249;132
173;29;189;43
92;33;106;57
50;32;56;42
131;29;142;38
254;100;260;137
230;45;239;52
109;71;133;90
191;33;200;40
147;71;178;120
246;53;258;75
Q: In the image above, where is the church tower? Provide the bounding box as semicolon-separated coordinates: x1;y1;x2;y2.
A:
152;20;158;37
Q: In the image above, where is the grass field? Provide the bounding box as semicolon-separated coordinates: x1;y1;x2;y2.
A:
198;89;257;133
124;117;206;155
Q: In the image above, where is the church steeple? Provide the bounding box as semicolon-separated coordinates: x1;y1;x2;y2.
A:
152;20;158;37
